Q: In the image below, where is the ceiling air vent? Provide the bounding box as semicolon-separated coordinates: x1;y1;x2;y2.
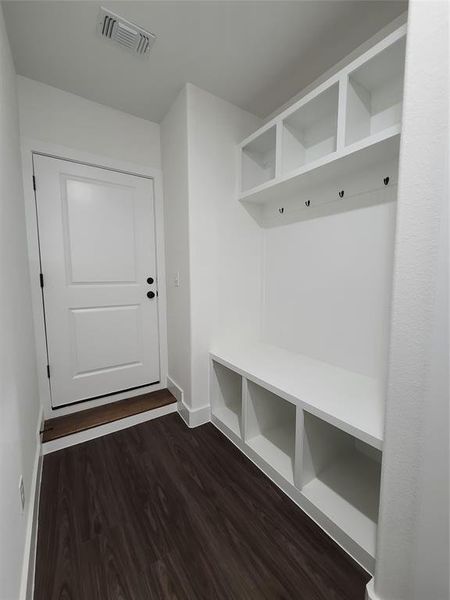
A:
97;8;156;58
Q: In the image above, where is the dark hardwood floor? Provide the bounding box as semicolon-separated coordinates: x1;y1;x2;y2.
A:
35;413;370;599
42;389;175;442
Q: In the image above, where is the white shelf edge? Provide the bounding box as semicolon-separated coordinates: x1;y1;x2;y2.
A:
239;126;400;204
301;452;381;557
341;23;407;78
212;403;242;438
238;22;406;203
343;123;401;156
211;413;244;449
239;120;278;150
238;23;406;150
246;426;295;484
210;345;384;450
240;175;277;199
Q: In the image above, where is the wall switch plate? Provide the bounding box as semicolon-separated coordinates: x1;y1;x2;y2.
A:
19;476;25;513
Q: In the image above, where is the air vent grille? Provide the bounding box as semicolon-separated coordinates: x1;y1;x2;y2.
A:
97;8;156;58
101;14;116;38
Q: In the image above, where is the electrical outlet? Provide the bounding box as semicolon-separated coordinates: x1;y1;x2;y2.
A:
19;476;25;513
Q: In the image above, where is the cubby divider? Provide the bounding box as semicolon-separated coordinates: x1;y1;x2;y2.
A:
241;126;276;192
210;360;243;437
210;345;385;572
238;24;406;208
301;411;382;561
245;381;297;484
282;83;339;175
345;36;406;146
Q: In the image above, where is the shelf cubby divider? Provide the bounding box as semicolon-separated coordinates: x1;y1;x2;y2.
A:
210;359;243;437
210;342;386;571
345;36;406;147
300;411;382;568
245;380;297;484
281;82;339;176
241;125;276;192
237;23;406;207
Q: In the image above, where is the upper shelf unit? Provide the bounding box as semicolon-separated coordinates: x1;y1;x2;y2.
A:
282;83;339;176
346;36;406;146
239;24;406;205
241;125;276;192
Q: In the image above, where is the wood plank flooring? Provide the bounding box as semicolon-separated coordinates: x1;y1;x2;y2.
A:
42;389;175;442
35;413;370;599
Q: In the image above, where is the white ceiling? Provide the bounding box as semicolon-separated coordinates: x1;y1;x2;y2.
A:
3;1;407;123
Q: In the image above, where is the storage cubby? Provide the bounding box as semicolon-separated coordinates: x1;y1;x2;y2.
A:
282;83;339;175
301;412;382;558
346;36;406;146
238;27;405;209
241;126;276;192
230;23;405;572
246;381;296;483
210;360;243;437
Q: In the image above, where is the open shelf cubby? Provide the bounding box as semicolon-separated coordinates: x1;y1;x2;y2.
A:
246;381;296;484
210;360;243;437
241;126;276;192
238;25;405;207
301;412;382;562
346;36;406;146
282;83;339;175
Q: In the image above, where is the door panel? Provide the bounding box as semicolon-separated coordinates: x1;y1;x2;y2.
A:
64;178;137;283
70;304;142;375
34;155;160;407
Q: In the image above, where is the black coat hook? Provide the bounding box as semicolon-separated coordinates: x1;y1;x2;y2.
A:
383;177;390;186
338;190;345;198
278;207;284;214
305;200;311;207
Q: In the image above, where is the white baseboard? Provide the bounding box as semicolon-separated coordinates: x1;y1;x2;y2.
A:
366;579;381;600
42;402;177;454
167;376;183;403
177;399;190;426
20;407;43;600
167;375;210;428
177;399;210;428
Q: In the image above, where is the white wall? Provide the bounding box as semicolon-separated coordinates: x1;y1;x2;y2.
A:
263;188;396;380
186;84;262;409
161;87;192;406
161;83;262;412
372;2;449;599
17;76;161;169
0;8;40;600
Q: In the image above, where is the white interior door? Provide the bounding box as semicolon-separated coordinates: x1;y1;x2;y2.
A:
34;155;160;407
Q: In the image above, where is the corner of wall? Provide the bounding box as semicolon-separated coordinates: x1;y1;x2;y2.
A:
365;579;382;600
161;84;193;410
0;6;43;598
19;406;44;600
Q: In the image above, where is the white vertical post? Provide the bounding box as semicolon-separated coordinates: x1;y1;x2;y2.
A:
293;407;304;489
336;74;348;151
275;120;283;179
369;3;449;599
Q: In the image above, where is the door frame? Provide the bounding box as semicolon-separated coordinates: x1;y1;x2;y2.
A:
21;138;168;418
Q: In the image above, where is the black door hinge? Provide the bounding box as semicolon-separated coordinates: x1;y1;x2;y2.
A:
39;273;44;288
46;364;51;379
32;175;36;191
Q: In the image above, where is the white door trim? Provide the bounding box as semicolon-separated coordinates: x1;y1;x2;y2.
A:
21;138;168;419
